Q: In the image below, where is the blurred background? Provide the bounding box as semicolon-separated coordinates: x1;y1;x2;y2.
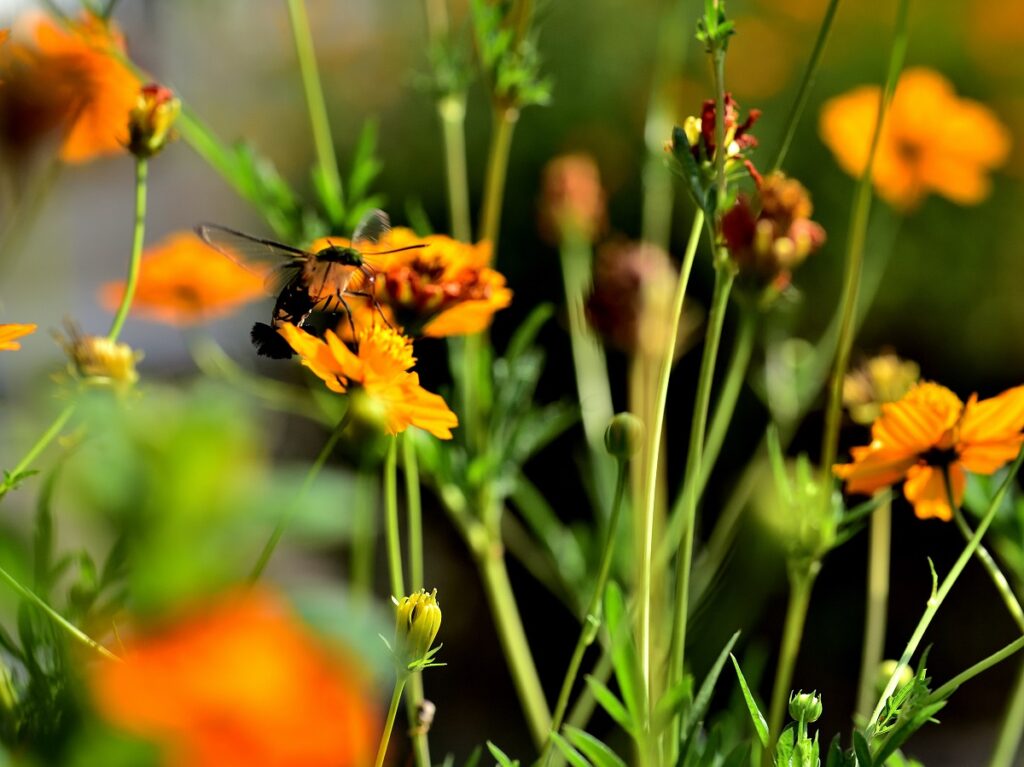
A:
1;0;1023;764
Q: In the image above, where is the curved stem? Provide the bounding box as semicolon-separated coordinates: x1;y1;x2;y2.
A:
929;633;1024;708
637;210;703;712
107;158;148;341
770;0;842;172
541;460;629;762
819;0;910;499
0;404;76;502
855;496;892;720
375;674;408;767
248;409;350;581
285;0;344;224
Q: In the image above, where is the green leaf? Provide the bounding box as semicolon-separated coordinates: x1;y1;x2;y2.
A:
653;675;694;733
721;743;751;767
551;733;591;767
852;730;872;767
506;304;554;362
486;741;520;767
563;725;625;767
825;735;847;767
347;120;383;210
33;465;61;591
775;724;796;766
585;675;634;734
669;126;707;210
604;581;644;723
682;631;740;738
730;653;768;746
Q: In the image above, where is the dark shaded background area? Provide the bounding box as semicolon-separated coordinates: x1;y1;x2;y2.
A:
2;1;1024;765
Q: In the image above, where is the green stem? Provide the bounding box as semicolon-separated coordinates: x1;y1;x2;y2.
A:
0;564;118;662
375;674;409;767
770;0;842;172
385;437;405;599
439;95;473;243
765;570;817;764
248;410;350;581
541;461;629;762
0;404;76;502
107;158;148;341
475;538;552;749
989;659;1024;767
637;210;703;711
669;258;735;692
350;469;377;599
929;633;1024;708
946;477;1024;632
855;496;892;720
868;444;1024;730
403;434;424;591
285;0;344;224
819;0;910;497
697;305;756;494
478;106;518;251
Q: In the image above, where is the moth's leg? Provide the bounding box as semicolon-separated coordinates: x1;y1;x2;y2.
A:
347;291;394;330
337;293;358;340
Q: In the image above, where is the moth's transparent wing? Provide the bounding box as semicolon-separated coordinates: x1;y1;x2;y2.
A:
351;209;390;248
195;223;306;295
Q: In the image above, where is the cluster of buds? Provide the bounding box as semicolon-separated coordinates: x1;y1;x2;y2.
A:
721;171;826;293
676;93;761;171
127;83;180;158
57;324;142;390
843;353;921;426
537;153;608;246
393;589;442;672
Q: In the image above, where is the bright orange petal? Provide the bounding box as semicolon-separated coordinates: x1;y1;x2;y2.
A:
834;444;918;496
958;386;1024;473
903;463;964;522
0;322;37;351
279;325;348;394
871;382;962;454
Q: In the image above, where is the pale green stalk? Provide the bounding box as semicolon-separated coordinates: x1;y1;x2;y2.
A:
855;496;892;720
0;404;75;502
107;158;148;341
384;438;405;599
285;0;344;223
930;634;1024;706
439;95;473;243
350;469;377;598
478;108;518;252
375;675;409;767
989;660;1024;767
950;504;1024;632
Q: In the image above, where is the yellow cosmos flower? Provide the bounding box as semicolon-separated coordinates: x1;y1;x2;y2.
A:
834;381;1024;521
278;323;458;440
819;68;1011;210
0;323;36;351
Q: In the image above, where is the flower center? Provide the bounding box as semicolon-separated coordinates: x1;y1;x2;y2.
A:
919;446;957;468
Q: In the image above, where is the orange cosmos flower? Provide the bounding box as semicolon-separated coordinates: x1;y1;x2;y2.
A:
0;323;36;351
819;67;1011;210
90;589;378;767
834;381;1024;521
1;12;140;163
279;323;458;439
101;232;268;326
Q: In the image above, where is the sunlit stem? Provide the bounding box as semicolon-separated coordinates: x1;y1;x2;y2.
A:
439;95;473;243
0;403;76;502
541;460;629;763
868;445;1024;731
375;674;409;767
819;0;910;504
855;495;892;720
248;409;350;581
285;0;344;224
404;434;424;591
478;106;518;253
770;0;842;172
712;49;728;207
990;661;1024;767
0;563;119;662
107;158;148;341
637;210;703;720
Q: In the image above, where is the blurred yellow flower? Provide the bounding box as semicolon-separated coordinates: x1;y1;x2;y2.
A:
101;232;268;326
819;68;1011;209
0;323;36;351
91;589;378;767
834;381;1024;521
279;323;458;439
58;327;142;388
843;353;920;426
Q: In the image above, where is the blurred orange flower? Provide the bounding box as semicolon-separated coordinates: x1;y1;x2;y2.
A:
819;68;1011;209
101;232;268;326
834;381;1024;521
0;323;36;351
91;589;378;767
279;323;458;439
1;12;140;163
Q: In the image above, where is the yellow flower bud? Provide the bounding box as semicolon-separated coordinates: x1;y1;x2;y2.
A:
394;589;441;667
58;325;142;389
127;83;180;158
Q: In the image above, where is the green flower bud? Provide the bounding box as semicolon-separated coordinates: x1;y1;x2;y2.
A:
604;413;644;459
876;660;914;698
788;690;823;724
395;589;441;667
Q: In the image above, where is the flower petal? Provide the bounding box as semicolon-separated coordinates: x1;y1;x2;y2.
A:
833;445;917;496
903;462;964;522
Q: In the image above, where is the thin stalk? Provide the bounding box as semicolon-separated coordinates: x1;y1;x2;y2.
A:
637;210;703;710
0;564;118;662
248;410;350;581
770;0;842;172
712;49;728;206
868;445;1024;730
403;434;424;591
384;437;405;599
855;496;892;720
668;259;736;691
929;633;1024;708
478;107;518;251
765;571;817;763
107;158;148;341
541;461;629;763
990;660;1024;767
439;95;473;243
697;305;756;494
475;542;552;749
819;0;910;496
375;675;409;767
0;404;76;501
285;0;344;224
350;469;377;598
